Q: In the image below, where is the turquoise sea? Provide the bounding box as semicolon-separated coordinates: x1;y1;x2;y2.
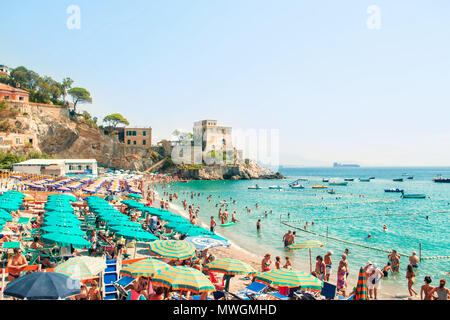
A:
164;167;450;296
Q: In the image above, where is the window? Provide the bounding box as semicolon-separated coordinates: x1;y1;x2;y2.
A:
29;138;33;144
4;95;9;100
143;140;146;145
19;96;24;101
127;140;131;145
0;137;3;143
15;138;21;145
133;131;137;136
143;131;146;136
133;140;136;145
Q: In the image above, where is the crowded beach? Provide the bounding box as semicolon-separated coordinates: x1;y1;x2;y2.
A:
0;171;449;301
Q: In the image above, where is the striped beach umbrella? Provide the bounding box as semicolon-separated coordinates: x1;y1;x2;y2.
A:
286;240;326;272
255;269;323;291
285;240;325;251
354;267;370;300
55;256;106;280
203;258;256;276
151;266;215;294
120;258;169;278
148;240;196;261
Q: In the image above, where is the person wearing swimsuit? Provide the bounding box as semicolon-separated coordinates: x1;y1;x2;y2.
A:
420;276;435;300
315;255;326;281
337;260;348;297
261;254;272;272
7;248;28;282
406;264;418;297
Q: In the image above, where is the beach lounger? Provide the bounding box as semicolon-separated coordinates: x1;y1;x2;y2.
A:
321;282;337;300
232;281;268;300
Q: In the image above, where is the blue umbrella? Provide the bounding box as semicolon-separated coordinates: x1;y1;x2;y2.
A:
185;235;230;250
4;272;81;300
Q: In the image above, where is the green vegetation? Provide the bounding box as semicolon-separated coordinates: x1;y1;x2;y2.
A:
0;151;52;170
161;156;174;170
68;87;92;113
103;113;130;128
0;66;90;109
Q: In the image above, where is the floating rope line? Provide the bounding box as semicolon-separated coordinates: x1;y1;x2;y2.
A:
281;221;450;260
305;210;450;222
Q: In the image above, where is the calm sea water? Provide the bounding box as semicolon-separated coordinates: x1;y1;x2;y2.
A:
164;167;450;296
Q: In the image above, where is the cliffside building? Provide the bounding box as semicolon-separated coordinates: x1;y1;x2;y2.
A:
104;127;152;148
12;159;98;176
0;65;11;77
0;83;29;103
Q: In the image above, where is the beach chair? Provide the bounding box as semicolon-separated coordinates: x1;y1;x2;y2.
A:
320;282;337;300
233;281;268;300
113;276;137;300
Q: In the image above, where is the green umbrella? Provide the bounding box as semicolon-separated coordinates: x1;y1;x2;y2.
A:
41;226;86;236
0;209;13;221
41;233;91;249
115;229;158;242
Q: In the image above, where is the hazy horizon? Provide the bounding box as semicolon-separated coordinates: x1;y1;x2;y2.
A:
2;1;449;167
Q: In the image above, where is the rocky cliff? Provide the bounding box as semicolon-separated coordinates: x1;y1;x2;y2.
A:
3;102;156;171
172;160;284;180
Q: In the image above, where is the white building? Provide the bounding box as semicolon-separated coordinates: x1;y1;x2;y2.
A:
12;159;98;176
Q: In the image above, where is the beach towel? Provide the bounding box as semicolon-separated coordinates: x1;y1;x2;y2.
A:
279;286;289;296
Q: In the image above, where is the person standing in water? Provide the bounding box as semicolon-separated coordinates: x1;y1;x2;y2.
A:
256;219;261;232
210;216;216;233
409;251;420;269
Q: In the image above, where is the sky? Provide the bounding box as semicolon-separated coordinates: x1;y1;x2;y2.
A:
1;0;449;167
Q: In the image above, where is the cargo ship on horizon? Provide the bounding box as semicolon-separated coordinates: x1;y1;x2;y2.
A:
333;162;360;168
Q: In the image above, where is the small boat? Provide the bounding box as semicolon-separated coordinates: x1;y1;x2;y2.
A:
401;193;426;199
407;176;414;180
359;178;370;182
312;185;328;189
322;178;329;183
329;181;348;186
433;176;450;183
393;178;404;182
344;178;354;181
290;184;305;189
369;177;375;180
328;189;336;194
179;180;189;183
384;188;404;193
268;185;283;190
248;184;262;190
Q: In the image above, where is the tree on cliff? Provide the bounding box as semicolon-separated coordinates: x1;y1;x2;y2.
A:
103;113;130;128
61;77;74;106
68;87;92;113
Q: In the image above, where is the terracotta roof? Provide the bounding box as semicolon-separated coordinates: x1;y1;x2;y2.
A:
0;83;29;95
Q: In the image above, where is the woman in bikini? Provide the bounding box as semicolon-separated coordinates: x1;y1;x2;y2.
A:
420;276;435;300
406;264;418;297
261;254;272;272
7;248;28;282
